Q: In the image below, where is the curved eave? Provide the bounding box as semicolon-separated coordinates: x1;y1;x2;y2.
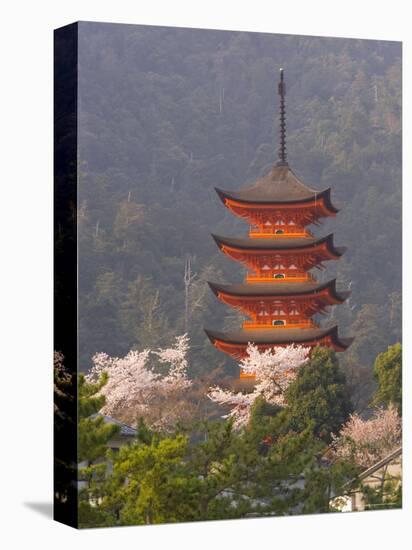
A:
320;188;339;215
212;233;345;258
208;280;350;303
204;326;352;350
215;186;339;214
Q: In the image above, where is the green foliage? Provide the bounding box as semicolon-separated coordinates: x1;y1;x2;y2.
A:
371;343;402;414
78;372;107;419
249;395;281;430
107;434;196;525
303;460;358;514
90;422;242;526
78;500;115;528
284;347;352;442
361;479;402;510
78;373;120;463
136;417;155;445
80;416;358;527
183;421;243;520
77;373;121;527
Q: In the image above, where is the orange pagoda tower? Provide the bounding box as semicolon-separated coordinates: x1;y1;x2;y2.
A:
205;69;352;364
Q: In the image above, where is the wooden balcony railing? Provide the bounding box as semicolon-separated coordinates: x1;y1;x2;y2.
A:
243;320;317;330
246;272;313;282
239;371;256;379
249;227;313;238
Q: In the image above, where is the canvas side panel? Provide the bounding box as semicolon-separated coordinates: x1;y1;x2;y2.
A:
54;22;79;529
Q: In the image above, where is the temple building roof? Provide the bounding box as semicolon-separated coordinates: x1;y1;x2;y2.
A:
215;165;338;212
205;325;353;349
212;233;346;256
208;279;350;302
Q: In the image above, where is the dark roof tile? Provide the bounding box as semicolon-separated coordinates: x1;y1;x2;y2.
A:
212;233;346;256
204;326;353;349
215;165;338;212
208;280;350;302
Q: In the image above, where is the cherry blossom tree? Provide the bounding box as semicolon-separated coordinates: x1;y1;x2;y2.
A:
331;405;402;469
207;387;256;429
86;334;192;431
208;344;310;429
152;334;191;392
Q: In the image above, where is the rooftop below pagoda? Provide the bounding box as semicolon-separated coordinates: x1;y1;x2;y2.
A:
215;165;338;212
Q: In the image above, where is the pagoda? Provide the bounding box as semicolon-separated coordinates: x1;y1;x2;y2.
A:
205;69;352;366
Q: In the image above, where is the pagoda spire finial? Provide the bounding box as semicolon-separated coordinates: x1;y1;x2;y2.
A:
277;68;288;167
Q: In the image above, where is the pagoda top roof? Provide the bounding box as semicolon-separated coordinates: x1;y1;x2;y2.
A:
215;165;338;212
205;325;353;349
208;280;350;302
212;233;346;256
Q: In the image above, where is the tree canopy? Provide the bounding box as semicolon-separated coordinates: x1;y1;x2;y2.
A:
283;347;352;442
371;343;402;414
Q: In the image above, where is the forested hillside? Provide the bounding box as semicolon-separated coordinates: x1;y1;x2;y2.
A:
77;22;401;410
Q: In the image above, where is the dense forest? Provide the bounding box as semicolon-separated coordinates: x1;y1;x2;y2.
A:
77;23;401;411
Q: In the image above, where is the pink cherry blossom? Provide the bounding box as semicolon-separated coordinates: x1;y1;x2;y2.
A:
86;334;192;431
208;344;310;429
331;405;402;469
153;334;191;392
207;387;256;429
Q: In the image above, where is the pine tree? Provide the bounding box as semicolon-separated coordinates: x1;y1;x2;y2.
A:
103;432;197;525
78;373;120;527
78;373;120;462
370;343;402;414
283;347;352;443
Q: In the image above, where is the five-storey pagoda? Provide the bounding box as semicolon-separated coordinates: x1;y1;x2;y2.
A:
205;69;352;367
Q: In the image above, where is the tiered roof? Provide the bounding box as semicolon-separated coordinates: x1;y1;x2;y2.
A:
208;279;350;302
212;233;345;256
205;326;352;350
215;165;337;211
